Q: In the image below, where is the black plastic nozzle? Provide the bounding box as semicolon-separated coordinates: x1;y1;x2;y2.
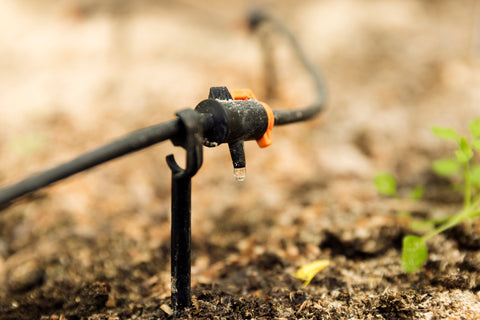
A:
195;87;269;146
195;87;269;180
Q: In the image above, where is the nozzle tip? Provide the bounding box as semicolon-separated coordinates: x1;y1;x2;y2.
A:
234;167;246;182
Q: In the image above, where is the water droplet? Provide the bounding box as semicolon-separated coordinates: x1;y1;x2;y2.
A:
234;167;246;182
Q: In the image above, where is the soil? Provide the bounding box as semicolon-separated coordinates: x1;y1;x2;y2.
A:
1;0;480;319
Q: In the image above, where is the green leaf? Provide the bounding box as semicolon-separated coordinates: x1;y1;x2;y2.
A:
401;235;428;273
408;185;425;200
374;173;397;197
432;158;461;176
471;164;480;187
431;126;459;141
455;138;473;163
469;118;480;139
472;139;480;152
455;150;470;163
459;137;472;154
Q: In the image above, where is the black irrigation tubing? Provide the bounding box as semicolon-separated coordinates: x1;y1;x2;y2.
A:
0;10;327;208
0;120;182;206
0;8;327;316
248;10;327;125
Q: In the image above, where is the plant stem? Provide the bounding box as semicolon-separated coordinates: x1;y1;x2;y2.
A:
422;198;480;241
464;161;471;208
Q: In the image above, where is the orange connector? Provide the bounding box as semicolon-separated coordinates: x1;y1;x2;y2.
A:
230;89;274;148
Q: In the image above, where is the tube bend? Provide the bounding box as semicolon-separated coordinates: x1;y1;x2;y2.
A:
247;9;328;126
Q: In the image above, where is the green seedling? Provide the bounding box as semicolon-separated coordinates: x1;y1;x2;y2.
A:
402;199;480;272
402;118;480;272
374;172;425;223
374;172;398;197
431;120;480;207
374;173;425;201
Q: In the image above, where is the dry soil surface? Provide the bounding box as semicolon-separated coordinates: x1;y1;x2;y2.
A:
1;0;480;319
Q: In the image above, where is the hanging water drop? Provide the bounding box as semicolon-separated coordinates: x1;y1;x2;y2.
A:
234;167;246;181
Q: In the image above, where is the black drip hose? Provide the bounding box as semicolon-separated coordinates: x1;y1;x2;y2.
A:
0;120;181;206
248;9;327;126
0;10;327;208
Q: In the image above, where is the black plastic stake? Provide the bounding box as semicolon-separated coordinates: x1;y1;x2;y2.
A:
166;108;204;316
170;170;192;313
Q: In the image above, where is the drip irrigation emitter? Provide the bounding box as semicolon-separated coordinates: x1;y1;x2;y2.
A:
0;10;327;316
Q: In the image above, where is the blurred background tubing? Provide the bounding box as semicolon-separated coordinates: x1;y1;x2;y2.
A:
249;10;327;126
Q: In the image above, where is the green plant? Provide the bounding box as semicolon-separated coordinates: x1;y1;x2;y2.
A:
431;121;480;206
374;172;425;219
374;118;480;272
374;172;398;197
401;119;480;272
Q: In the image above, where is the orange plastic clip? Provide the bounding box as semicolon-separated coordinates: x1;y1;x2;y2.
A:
230;89;274;148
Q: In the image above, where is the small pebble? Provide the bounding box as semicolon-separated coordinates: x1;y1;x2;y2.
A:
7;259;45;293
160;304;173;316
